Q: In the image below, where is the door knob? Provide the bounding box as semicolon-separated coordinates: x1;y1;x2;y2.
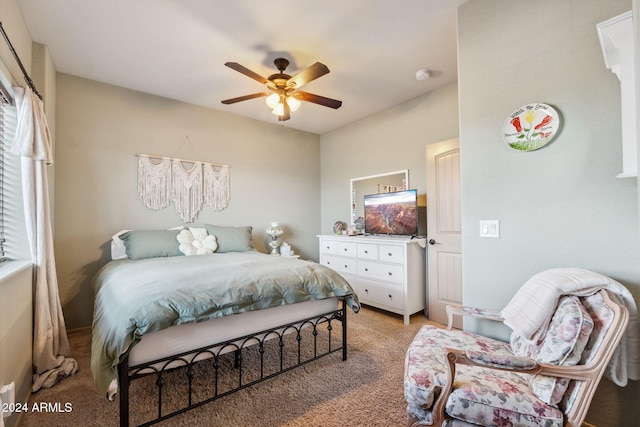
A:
428;239;441;245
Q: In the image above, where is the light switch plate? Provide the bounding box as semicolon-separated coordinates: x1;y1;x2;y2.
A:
479;220;500;238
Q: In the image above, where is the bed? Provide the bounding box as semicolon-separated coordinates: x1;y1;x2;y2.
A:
91;226;359;426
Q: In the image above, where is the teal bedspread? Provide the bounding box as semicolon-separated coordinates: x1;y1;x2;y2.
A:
91;252;359;399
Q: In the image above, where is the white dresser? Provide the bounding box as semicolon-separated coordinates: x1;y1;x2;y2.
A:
317;234;426;325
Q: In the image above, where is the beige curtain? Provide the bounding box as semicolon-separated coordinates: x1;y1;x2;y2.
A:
10;87;77;391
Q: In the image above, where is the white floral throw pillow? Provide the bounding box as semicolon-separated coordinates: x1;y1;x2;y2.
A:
177;228;218;255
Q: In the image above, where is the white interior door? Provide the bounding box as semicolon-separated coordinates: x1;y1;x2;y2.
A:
426;138;462;328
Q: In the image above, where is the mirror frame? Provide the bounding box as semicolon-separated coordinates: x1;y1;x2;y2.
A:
350;170;409;226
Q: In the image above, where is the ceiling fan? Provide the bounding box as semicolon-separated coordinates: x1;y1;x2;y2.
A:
221;58;342;121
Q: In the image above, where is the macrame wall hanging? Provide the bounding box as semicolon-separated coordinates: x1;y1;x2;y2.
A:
137;153;231;223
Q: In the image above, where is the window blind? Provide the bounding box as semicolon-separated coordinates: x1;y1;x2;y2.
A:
0;91;16;261
0;101;7;260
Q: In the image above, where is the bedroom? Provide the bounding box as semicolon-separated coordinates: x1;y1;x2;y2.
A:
0;0;638;426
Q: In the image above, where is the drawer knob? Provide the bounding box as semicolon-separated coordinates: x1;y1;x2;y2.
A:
388;294;392;299
364;250;368;254
327;261;331;265
364;289;369;293
388;253;392;257
388;272;393;276
344;265;348;268
364;268;369;272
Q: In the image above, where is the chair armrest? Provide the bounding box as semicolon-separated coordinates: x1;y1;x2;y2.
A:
444;348;540;373
444;348;598;380
462;349;538;371
445;304;504;330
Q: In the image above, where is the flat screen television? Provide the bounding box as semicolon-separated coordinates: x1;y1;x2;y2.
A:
364;189;418;236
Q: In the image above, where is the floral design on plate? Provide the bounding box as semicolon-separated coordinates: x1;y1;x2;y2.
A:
503;103;560;151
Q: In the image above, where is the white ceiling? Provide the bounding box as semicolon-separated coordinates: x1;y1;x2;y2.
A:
16;0;467;135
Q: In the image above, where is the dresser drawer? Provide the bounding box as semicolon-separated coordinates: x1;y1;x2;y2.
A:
337;241;357;257
357;243;378;260
357;260;404;284
319;239;339;255
378;245;404;264
319;234;425;326
358;278;403;311
320;255;357;275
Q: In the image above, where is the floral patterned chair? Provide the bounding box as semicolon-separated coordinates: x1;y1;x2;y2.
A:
404;288;629;427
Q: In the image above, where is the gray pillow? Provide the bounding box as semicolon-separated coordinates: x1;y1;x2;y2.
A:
119;230;183;260
204;225;254;253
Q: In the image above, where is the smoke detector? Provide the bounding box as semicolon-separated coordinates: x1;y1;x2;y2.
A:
415;69;431;81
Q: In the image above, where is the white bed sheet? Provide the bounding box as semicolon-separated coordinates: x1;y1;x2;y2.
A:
129;297;340;367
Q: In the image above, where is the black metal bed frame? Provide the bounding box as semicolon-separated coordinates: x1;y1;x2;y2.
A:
117;301;348;427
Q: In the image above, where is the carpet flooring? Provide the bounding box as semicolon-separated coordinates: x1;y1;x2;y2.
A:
19;306;436;427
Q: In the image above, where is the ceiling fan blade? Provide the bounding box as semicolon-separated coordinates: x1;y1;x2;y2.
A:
286;62;330;89
221;92;269;105
224;62;275;88
294;91;342;109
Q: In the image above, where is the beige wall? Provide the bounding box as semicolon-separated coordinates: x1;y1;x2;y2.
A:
0;262;31;427
635;0;640;261
54;74;322;329
319;82;460;234
31;42;57;220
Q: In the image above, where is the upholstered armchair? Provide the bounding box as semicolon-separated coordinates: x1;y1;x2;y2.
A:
404;269;632;427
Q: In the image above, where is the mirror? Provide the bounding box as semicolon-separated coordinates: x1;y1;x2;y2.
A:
350;170;408;229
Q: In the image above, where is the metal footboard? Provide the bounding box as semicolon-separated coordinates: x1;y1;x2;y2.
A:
118;300;348;427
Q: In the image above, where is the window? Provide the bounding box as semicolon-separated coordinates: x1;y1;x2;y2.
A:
0;83;15;261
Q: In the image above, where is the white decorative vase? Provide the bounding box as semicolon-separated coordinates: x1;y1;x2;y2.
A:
265;222;283;255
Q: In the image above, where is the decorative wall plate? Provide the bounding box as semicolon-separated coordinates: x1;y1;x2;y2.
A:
503;103;560;151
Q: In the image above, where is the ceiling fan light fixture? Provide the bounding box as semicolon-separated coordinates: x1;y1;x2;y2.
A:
272;102;285;116
286;96;301;112
265;93;280;109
